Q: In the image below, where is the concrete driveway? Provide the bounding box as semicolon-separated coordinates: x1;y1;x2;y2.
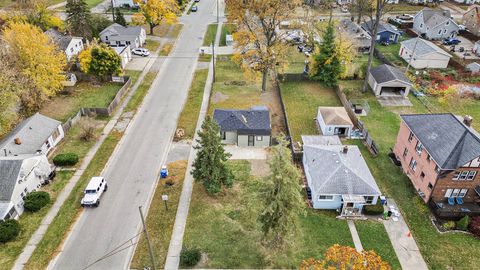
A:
48;1;218;269
125;54;151;71
225;145;268;160
441;36;480;60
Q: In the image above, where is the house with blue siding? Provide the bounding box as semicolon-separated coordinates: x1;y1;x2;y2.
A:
362;20;402;44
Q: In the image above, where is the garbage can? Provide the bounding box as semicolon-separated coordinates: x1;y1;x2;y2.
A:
380;195;386;205
160;165;168;178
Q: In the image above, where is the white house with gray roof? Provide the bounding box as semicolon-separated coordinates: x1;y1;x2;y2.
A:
303;143;381;216
368;64;413;97
399;38;451;69
213;106;271;147
0;154;54;220
45;28;84;62
99;23;146;49
413;8;459;40
0;113;64;156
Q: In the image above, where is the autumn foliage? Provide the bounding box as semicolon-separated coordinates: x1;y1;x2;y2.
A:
300;244;391;270
133;0;178;34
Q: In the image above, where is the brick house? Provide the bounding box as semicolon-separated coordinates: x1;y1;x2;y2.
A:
393;113;480;219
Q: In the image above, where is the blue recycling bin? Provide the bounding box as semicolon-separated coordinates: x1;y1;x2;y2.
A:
160;166;168;178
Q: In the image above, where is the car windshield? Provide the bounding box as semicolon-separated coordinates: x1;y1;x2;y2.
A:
85;189;97;194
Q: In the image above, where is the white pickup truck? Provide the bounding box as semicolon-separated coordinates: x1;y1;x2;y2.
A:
81;177;108;207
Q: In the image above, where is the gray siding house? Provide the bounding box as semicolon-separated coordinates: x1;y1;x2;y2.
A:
213;106;271;147
413;8;459;40
399;38;451;69
368;64;412;97
303;143;381;216
99;23;146;49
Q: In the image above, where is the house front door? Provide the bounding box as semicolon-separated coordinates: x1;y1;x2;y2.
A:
248;135;254;146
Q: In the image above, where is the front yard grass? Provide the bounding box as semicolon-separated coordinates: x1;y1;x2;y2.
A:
131;160;187;269
183;160;355;268
340;79;480;269
219;23;237;46
203;24;218;46
145;38;161;52
176;69;208;140
280;80;342;143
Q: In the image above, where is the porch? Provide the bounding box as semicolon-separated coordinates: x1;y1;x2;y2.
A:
430;200;480;219
341;195;366;217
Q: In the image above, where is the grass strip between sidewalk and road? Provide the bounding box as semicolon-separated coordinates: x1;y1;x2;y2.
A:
160;42;174;56
130;160;187;269
203;24;218;46
125;72;158;112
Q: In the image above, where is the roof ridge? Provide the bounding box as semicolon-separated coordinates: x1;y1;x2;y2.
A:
442;130;467;168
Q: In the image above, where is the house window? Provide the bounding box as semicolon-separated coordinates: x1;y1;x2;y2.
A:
427;154;431;162
319;195;334;201
403;147;408;157
438;29;442;35
420;172;425;179
443;29;447;34
444;189;453;197
459;171;469;180
435;165;440;173
451;189;460;197
446;21;450;25
220;131;226;140
408;132;414;142
453;171;460;180
467;171;477;180
390;34;395;41
428;183;433;190
105;36;108;41
409;158;417;171
415;141;423;155
364;196;374;204
420;23;423;28
52;128;60;141
459;189;468;197
376;34;381;40
256;136;263;141
126;41;131;45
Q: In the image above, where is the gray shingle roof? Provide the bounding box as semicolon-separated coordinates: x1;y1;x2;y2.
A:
466;62;480;72
0;160;22;201
45;28;74;51
417;8;452;28
370;64;412;84
401;113;480;170
303;145;381;195
362;20;401;35
100;23;143;38
338;19;372;48
213;107;271;135
0;113;61;155
400;38;451;58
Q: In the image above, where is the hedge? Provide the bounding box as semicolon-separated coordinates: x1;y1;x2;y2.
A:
24;191;51;212
53;153;79;166
0;219;20;243
457;215;470;231
180;246;201;267
364;200;384;215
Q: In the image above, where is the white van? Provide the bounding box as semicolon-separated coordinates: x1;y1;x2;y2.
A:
81;177;108;207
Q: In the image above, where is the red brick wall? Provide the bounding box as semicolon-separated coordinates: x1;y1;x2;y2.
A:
431;168;480;204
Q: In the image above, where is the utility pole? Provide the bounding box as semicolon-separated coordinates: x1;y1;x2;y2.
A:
216;0;219;23
405;37;420;72
110;0;115;21
139;206;156;270
212;42;216;82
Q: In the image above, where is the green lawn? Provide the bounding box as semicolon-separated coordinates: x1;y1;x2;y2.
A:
131;160;187;269
145;38;161;52
355;221;401;270
285;46;309;74
375;36;409;68
85;0;105;8
175;69;208;140
184;160;355;268
280;81;342;142
339;79;480;269
203;24;218;46
219;23;237;46
388;3;427;13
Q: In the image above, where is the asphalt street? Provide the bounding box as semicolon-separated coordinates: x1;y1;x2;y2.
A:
48;1;216;269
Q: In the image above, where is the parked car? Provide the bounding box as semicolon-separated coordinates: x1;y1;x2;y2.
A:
458;24;466;31
443;38;461;45
191;5;198;12
194;0;200;2
132;48;150;57
81;177;107;207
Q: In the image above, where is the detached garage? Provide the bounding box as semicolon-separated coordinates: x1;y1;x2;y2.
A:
368;64;413;97
317;107;354;137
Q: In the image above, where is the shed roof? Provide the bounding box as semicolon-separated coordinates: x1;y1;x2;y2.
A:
318;107;353;126
213;107;271;135
401;113;480;170
401;38;451;58
0;160;22;201
0;113;61;155
303;144;381;195
370;64;412;85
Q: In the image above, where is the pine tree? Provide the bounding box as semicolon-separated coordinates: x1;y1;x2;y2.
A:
309;18;342;87
114;8;127;26
259;136;304;247
191;116;233;195
65;0;92;38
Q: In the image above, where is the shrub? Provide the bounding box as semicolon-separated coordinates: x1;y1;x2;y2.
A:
468;216;480;237
79;118;97;141
165;177;175;186
180;246;201;267
456;215;470;231
364;200;384;215
53;153;79;166
443;220;456;230
24;191;51;212
0;219;20;243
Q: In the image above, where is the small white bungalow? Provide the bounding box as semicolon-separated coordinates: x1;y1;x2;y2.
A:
317;107;353;137
113;45;132;69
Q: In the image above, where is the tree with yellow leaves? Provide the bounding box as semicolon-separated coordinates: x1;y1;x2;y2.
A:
3;22;66;114
78;43;122;80
133;0;179;34
299;244;391;270
228;0;302;92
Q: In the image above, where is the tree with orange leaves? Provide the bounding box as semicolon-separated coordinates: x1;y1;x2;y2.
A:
299;244;391;270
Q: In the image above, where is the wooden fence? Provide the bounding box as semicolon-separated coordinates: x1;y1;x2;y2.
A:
61;110;82;133
373;48;393;66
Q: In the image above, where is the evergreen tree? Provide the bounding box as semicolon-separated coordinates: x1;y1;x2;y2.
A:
259;136;304;247
309;18;342;87
191;116;233;195
65;0;92;38
114;8;127;26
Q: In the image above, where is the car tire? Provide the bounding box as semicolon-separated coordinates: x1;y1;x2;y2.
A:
95;200;100;207
104;184;108;192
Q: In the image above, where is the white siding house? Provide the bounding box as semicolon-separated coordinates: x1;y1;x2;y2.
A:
45;29;84;62
112;0;137;7
100;24;146;49
413;8;459;40
113;45;132;69
399;38;451;69
317;107;354;137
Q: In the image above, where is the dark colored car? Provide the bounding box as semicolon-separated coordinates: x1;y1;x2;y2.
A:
443;38;461;45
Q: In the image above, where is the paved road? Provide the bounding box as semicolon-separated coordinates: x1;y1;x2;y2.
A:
48;2;216;270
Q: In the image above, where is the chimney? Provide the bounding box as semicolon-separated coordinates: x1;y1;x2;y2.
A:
463;115;473;127
342;145;348;154
14;137;21;145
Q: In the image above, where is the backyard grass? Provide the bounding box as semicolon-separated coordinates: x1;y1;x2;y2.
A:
203;24;218;46
375;36;409;67
145;38;161;52
355;221;401;270
219;23;237;46
85;0;105;8
184;160;355;268
339;79;480;269
279;80;342;142
125;72;157;112
160;42;174;56
284;46;309;74
24;131;123;270
131;160;187;269
176;69;208;140
0;171;73;270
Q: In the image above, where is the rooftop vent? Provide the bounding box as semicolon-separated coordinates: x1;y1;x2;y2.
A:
14;137;21;145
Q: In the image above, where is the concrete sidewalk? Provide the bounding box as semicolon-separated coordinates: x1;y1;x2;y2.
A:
383;199;428;270
12;41;163;270
347;220;363;252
